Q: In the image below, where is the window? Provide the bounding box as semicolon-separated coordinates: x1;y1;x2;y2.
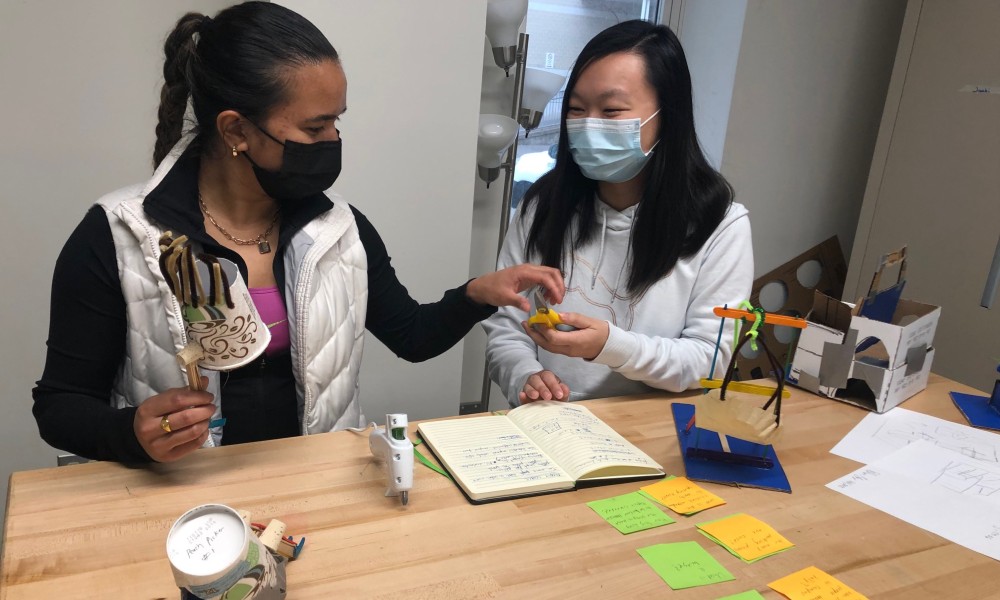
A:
511;0;663;209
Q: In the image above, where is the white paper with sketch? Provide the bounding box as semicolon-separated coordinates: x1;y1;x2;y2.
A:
830;407;1000;465
828;440;1000;560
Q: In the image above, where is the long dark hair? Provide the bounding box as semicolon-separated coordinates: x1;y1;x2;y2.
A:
153;2;339;167
522;20;732;297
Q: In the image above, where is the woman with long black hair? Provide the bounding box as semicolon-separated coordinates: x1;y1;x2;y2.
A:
485;20;753;406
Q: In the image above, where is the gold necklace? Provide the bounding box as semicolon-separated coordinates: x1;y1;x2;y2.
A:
198;193;280;254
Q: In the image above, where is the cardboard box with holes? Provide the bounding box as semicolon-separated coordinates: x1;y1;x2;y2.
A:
739;236;847;381
787;248;940;412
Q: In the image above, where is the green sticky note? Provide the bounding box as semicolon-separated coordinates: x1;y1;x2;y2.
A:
636;541;735;590
716;591;766;600
586;491;675;534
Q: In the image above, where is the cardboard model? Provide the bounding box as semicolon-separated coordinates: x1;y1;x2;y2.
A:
788;290;939;412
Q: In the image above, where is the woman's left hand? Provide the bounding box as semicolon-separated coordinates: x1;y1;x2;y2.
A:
521;312;610;360
466;264;565;311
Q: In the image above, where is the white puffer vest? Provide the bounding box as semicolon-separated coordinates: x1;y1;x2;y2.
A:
96;136;368;446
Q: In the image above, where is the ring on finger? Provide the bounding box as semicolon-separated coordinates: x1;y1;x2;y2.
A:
160;415;172;433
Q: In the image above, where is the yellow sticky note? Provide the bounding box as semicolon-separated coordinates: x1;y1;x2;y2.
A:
641;476;725;515
697;513;794;562
768;566;869;600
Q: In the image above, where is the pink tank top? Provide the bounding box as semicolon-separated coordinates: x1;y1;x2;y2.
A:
249;286;290;357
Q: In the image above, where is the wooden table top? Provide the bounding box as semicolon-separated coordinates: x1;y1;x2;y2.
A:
3;374;998;599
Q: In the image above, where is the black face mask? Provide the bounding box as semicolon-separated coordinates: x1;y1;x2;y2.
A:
243;121;342;202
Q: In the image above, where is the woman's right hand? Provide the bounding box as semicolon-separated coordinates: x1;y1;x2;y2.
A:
519;370;570;404
133;379;216;462
466;264;565;312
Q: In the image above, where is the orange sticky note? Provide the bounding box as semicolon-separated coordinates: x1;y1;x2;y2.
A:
640;476;725;515
697;513;794;562
768;566;869;600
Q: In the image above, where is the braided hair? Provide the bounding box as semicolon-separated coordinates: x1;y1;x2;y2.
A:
152;2;339;168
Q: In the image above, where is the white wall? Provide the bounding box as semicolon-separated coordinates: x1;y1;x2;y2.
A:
676;0;748;170
279;1;487;421
721;0;907;274
0;0;233;547
460;42;521;413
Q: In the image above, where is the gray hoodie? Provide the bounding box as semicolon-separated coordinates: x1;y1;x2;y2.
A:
484;195;754;406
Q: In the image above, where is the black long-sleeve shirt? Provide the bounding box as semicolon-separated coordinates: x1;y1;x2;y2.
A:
32;148;495;463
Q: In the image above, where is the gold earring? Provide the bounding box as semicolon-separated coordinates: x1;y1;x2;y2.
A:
232;146;239;157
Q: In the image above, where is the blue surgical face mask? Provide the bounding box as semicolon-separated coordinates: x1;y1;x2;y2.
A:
566;109;660;183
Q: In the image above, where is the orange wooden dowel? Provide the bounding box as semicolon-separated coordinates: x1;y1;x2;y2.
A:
712;307;808;329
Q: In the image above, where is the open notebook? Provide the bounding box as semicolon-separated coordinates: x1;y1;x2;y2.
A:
417;401;664;503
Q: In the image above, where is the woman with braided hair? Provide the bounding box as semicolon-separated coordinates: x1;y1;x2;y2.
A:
33;2;564;463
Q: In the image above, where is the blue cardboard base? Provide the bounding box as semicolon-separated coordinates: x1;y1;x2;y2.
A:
671;403;792;493
950;391;1000;432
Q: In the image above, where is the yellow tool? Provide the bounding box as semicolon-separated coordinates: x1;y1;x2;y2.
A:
527;288;576;332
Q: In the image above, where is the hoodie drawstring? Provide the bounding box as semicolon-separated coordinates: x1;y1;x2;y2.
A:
591;208;608;290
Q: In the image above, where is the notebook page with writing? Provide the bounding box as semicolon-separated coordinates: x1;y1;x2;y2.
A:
416;416;574;501
507;402;663;481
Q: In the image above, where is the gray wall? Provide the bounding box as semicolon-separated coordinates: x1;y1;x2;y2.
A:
722;0;908;274
0;0;234;545
280;0;487;423
677;0;748;170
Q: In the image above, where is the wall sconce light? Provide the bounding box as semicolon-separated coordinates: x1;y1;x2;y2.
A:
476;114;519;188
485;0;529;76
520;67;566;135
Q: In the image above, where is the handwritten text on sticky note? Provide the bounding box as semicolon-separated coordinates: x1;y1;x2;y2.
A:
768;566;869;600
636;541;735;590
697;513;794;562
587;491;675;534
641;476;726;515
